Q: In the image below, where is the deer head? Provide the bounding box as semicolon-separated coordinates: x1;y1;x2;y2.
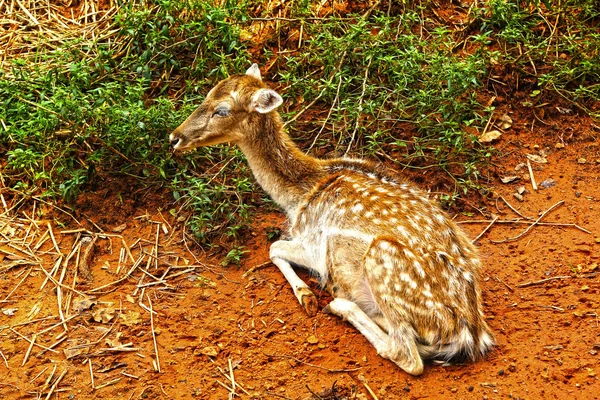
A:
169;64;283;151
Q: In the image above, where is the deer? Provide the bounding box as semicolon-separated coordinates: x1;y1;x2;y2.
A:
169;64;494;375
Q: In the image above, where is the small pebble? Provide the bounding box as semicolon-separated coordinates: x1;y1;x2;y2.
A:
508;362;517;372
577;158;587;164
498;369;505;376
575;191;581;198
306;335;319;344
555;143;565;149
514;192;524;202
539;178;556;189
468;386;474;392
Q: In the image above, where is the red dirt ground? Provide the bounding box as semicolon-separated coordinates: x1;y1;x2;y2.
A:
1;104;599;400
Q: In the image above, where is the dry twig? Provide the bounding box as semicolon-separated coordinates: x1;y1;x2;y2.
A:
146;294;161;372
500;196;533;220
472;215;498;243
491;200;565;243
526;159;537;191
517;275;571;288
44;368;68;400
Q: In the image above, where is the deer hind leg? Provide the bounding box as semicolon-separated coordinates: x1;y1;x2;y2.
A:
324;297;423;375
269;240;319;317
360;236;435;374
328;236;429;375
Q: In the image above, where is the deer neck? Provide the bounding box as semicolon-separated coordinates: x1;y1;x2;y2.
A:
237;113;324;216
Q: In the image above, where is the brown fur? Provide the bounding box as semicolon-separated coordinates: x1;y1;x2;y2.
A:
170;65;494;375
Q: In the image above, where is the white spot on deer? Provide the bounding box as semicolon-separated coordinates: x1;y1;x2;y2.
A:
378;240;391;251
435;213;446;223
396;225;408;238
403;249;416;260
413;261;425;278
352;203;364;213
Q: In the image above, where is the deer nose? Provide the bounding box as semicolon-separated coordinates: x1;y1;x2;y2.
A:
170;137;180;148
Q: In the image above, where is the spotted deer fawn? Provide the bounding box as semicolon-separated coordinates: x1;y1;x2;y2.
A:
170;64;494;375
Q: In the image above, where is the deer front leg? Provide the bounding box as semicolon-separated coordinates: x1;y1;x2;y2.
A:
269;240;319;317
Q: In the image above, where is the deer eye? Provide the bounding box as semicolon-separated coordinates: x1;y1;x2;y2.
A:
212;107;230;118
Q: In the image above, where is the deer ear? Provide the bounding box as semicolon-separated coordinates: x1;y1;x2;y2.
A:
250;89;283;114
245;63;262;81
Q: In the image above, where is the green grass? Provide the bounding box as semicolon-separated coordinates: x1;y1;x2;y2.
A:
1;0;599;256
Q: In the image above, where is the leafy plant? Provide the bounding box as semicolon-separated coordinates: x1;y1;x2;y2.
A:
2;0;599;265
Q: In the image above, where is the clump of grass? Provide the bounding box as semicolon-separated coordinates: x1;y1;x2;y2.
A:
1;0;253;245
471;0;600;116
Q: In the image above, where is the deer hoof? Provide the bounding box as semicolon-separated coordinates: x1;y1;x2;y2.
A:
297;287;318;317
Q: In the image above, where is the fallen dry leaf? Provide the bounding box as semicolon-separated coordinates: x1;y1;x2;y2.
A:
111;223;127;233
72;296;97;313
105;332;125;348
200;346;219;357
0;225;16;236
119;310;142;327
500;176;519;184
92;306;116;324
526;154;548;164
479;130;503;143
497;114;513;130
2;308;18;316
